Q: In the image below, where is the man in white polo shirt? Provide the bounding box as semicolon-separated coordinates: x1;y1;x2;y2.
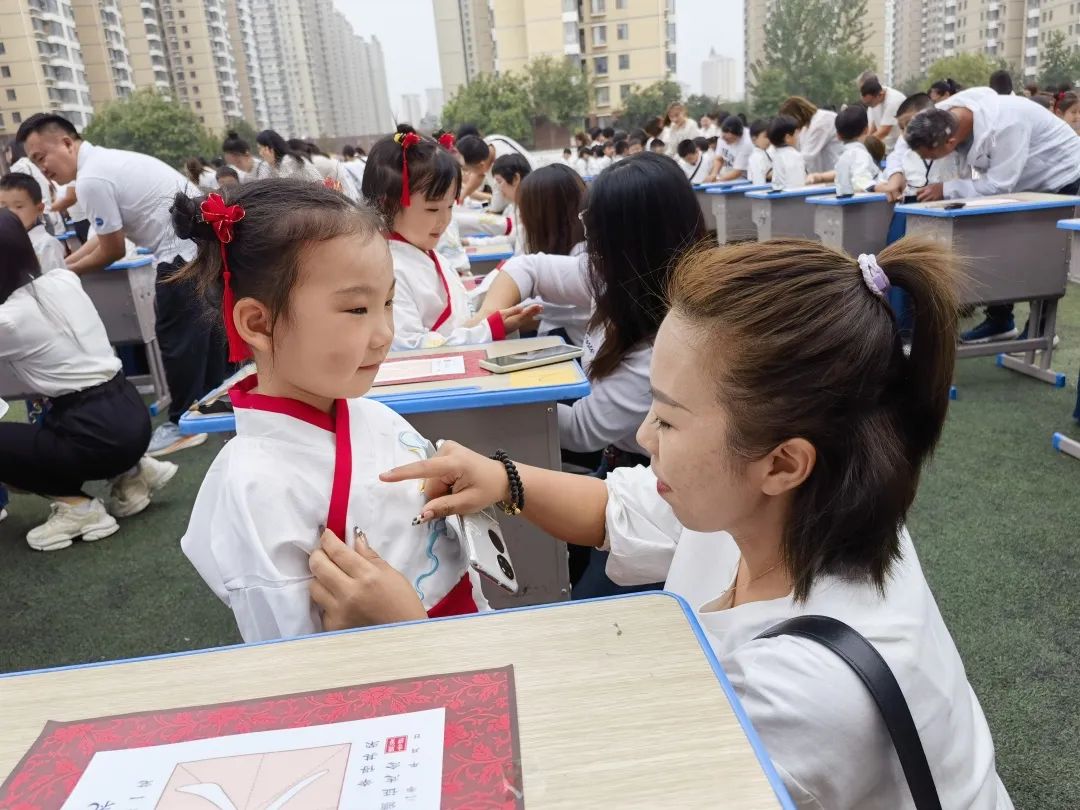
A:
859;73;907;152
17;113;221;457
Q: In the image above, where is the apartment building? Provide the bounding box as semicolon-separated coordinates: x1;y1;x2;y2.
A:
116;0;170;93
71;0;135;104
490;0;579;75
0;0;95;137
1023;0;1080;82
433;0;496;97
225;0;265;128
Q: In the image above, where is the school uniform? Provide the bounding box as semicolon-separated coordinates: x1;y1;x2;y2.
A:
485;134;535;213
239;158;273;183
770;145;807;190
435;217;471;275
797;109;844;174
665;121;702;156
937;87;1080;198
573;156;590;176
503;253;651;455
867;85;907;151
272;154;325;183
28;223;66;271
310;153;360;201
75;141;225;425
183;375;487;643
388;235;506;350
720;131;753;176
343;157;367;189
748;147;772;185
602;464;1014;810
700;124;719;139
197;167;219;191
676;156;705;183
10;157;64;234
0;269;149;498
834;141;882;196
887;136;959;198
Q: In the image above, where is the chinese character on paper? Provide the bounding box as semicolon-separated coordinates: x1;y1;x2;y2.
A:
385;735;409;754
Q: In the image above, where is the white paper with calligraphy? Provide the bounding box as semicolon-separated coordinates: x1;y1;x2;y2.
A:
60;708;445;810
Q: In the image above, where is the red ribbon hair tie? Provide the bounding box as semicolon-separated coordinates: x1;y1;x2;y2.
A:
438;132;456;151
200;193;249;363
394;131;422;207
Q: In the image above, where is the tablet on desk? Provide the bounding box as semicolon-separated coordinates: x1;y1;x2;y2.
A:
479;345;583;374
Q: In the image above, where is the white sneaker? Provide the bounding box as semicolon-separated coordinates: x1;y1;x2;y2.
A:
0;508;7;523
147;422;207;458
108;456;178;518
26;499;119;552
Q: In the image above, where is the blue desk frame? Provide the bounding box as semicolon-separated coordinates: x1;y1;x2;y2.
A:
0;592;796;810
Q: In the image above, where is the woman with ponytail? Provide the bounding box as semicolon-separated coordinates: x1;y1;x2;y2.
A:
255;129;323;183
315;236;1014;809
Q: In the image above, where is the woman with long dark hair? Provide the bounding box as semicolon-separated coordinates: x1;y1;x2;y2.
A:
255;129;322;183
0;210;174;550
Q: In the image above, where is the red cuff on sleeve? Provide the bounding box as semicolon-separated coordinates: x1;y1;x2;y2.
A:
487;311;507;341
504;217;513;236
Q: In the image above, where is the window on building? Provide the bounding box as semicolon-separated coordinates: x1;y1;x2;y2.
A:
666;52;676;72
616;0;626;7
181;25;187;33
0;66;9;78
617;23;629;39
594;55;608;74
618;53;629;69
596;85;610;105
189;70;196;77
592;25;607;46
0;43;6;55
562;0;576;11
12;111;21;124
187;56;193;63
621;83;632;100
184;40;190;48
0;113;4;128
195;100;202;108
564;20;578;45
5;89;15;101
179;9;185;17
590;0;605;12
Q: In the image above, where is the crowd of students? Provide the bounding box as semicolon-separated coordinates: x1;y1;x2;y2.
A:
8;65;1080;804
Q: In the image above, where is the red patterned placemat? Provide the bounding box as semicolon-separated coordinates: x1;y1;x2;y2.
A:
371;349;491;387
0;665;522;809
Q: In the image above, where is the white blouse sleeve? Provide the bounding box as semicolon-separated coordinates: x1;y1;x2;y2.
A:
557;341;651;453
502;252;592;309
601;465;683;585
391;279;496;350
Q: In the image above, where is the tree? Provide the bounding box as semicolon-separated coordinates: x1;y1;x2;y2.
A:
525;55;592;130
748;0;875;115
613;79;682;129
84;89;218;169
685;93;720;120
928;53;1004;90
440;72;536;145
224;117;260;144
1038;30;1080;91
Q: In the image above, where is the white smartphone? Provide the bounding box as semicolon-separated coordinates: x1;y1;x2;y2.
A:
479;345;583;374
446;509;520;595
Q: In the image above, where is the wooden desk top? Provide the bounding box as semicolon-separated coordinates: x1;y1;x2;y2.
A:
0;594;789;808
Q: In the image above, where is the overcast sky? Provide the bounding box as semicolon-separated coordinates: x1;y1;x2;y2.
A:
336;0;745;121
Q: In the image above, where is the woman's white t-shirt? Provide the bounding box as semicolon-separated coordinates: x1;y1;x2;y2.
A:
602;465;1014;810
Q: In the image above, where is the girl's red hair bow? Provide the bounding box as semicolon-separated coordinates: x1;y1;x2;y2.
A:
438;132;456;151
394;131;422;207
200;193;249;362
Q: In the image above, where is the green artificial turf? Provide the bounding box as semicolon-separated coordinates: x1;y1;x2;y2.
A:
1;290;1079;807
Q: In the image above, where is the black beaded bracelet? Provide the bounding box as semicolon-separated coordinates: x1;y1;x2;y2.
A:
491;449;525;515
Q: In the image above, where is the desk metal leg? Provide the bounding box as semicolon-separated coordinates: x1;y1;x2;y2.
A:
992;298;1068;386
1052;432;1080;461
144;337;172;416
407;401;569;609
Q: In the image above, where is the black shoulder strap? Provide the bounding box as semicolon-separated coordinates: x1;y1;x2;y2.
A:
756;615;942;810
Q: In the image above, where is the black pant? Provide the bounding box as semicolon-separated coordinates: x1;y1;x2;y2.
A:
156;256;229;423
72;219;90;244
985;177;1080;326
0;374;150;498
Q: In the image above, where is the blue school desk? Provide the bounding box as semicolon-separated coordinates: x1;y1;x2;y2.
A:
745;185;836;242
180;336;591;610
706;183;771;244
468;250;514;276
0;594;794;809
1052;218;1080;462
807;192;893;257
693;179;749;233
896;192;1080;386
56;229;80;253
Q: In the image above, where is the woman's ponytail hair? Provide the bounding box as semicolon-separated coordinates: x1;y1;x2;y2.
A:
668;237;960;600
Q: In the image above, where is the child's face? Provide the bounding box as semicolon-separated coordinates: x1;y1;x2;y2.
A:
638;312;775;533
783;132;798;147
604;144;614;156
217;175;240;189
1064;105;1080;132
392;185;456;251
494;173;520;204
684;150;700;165
0;188;43;230
266;232;395;403
628;142;643;155
721;131;739;146
753;131;770;150
651;143;666;153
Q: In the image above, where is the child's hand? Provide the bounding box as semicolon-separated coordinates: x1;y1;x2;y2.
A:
498;303;544;334
380;440;512;524
309;529;427;630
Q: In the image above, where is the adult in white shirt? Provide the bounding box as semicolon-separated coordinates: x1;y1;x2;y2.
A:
222;131;273;183
325;238;1014;810
0;212;175;550
255;130;324;183
18;113;218;457
457;133;536;213
298;142;361;201
905;86;1080;343
779;96;844;174
342;144;367;188
859;74;907;151
709;117;753;182
699;113;719;139
663;101;701;157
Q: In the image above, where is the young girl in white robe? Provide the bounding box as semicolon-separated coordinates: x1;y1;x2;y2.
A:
361;133;540;351
173;180;487;643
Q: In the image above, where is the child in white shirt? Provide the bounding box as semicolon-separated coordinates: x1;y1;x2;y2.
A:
830;105;882;196
0;172;66;270
175;180;488;642
676;139;705;183
361;132;540;350
768;115;808;190
747;120;773;185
